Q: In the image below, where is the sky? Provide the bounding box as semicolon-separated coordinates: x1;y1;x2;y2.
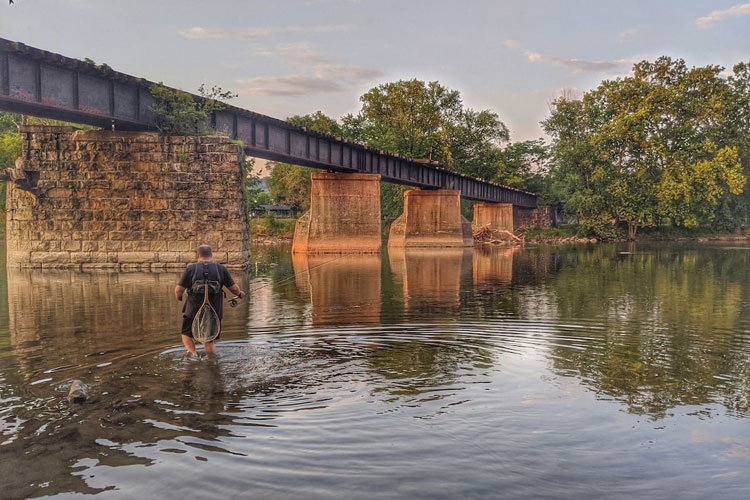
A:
1;0;748;141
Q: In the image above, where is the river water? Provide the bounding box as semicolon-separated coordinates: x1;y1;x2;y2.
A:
1;242;749;499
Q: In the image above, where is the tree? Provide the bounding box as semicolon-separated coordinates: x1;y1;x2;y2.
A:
343;79;462;162
149;83;236;136
543;57;747;238
342;79;513;217
265;111;343;212
287;111;343;137
267;162;313;212
498;139;548;188
243;159;272;213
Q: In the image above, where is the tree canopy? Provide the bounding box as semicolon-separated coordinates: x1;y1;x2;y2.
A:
544;57;748;238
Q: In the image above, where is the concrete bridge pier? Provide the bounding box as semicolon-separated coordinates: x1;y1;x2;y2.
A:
473;202;515;232
388;189;473;248
292;172;382;254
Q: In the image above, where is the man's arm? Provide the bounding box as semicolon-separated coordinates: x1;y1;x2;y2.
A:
175;285;186;301
228;283;246;299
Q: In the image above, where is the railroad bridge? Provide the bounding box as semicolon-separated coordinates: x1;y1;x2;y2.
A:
0;38;547;268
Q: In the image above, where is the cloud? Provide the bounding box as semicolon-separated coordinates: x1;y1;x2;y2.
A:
238;65;383;96
523;50;634;74
618;26;641;42
179;24;352;40
238;41;383;96
253;42;333;66
503;39;519;49
696;3;750;29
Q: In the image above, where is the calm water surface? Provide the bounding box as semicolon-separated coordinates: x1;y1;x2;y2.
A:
1;242;749;499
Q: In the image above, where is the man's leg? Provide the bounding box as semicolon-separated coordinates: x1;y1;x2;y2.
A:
204;340;216;356
182;334;198;356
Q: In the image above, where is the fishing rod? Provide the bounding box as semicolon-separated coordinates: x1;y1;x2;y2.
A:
227;254;346;306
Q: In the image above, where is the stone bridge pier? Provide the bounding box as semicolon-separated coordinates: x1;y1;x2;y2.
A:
473;202;553;233
4;125;250;270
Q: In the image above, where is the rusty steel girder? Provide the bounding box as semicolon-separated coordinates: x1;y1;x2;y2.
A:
0;37;537;207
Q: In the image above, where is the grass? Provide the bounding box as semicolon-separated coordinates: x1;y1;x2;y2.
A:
637;225;750;239
249;216;296;238
524;224;578;240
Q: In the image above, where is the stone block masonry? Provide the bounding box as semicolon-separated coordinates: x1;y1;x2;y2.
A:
5;125;250;270
472;202;554;232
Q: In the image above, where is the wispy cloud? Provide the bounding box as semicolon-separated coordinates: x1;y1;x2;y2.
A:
238;43;382;96
253;43;333;65
180;24;352;40
238;65;383;96
502;40;635;74
618;26;641;42
523;50;634;74
695;3;750;29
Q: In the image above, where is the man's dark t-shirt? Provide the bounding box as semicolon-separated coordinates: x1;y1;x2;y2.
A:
178;261;235;320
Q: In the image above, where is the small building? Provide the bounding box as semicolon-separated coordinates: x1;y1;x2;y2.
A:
253;204;296;218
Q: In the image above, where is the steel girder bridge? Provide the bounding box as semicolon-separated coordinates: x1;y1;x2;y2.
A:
0;37;537;208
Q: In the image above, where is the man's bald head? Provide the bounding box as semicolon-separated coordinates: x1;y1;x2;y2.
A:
197;245;213;258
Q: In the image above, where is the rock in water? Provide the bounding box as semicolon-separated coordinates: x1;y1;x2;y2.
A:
67;380;89;404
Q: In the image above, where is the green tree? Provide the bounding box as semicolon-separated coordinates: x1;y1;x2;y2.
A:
149;83;236;136
243;159;272;213
267;162;314;212
543;57;747;238
287;111;343;136
265;111;343;212
342;79;513;218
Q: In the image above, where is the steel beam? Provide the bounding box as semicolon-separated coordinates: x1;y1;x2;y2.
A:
0;37;537;207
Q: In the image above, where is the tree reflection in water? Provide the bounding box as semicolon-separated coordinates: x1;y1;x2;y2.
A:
531;244;750;418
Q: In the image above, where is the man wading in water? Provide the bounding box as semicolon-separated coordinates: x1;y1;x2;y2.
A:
174;245;246;356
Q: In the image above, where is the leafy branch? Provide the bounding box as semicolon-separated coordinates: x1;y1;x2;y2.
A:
148;83;237;136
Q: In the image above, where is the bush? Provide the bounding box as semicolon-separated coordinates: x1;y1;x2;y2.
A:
249;215;297;238
149;83;236;136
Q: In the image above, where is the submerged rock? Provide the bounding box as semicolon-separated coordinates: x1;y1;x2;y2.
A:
67;380;89;404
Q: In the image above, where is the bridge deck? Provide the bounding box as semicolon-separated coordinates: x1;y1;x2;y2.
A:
0;38;536;207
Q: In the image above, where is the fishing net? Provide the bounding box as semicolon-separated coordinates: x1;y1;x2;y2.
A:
191;303;221;344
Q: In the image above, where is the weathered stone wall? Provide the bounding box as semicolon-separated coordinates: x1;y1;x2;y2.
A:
6;125;250;269
513;205;554;230
472;203;553;232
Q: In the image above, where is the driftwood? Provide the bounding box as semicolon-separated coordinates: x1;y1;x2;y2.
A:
472;224;524;245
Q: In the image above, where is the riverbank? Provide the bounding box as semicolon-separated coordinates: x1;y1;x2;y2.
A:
249;217;296;243
523;225;750;245
247;218;750;246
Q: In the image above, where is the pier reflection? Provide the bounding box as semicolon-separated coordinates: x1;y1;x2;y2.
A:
472;245;516;287
6;268;250;381
292;253;382;324
388;248;472;313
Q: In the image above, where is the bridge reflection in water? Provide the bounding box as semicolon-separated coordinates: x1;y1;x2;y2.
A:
389;248;473;313
6;268;251;381
292;253;382;324
472;245;516;287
